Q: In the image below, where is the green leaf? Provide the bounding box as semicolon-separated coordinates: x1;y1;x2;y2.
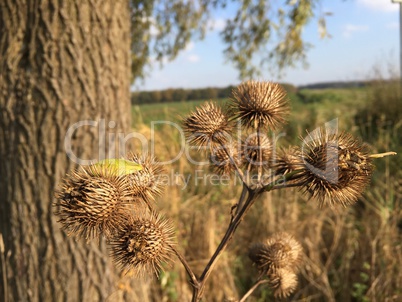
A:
94;159;142;176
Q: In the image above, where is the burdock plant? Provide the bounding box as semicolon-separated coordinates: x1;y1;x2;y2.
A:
54;80;396;301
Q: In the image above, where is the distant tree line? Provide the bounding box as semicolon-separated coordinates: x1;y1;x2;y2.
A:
131;83;298;104
131;86;234;104
298;80;367;90
131;81;368;105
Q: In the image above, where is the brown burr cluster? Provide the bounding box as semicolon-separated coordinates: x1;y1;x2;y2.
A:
249;232;303;298
299;128;374;206
182;80;374;205
109;212;175;276
229;81;289;130
54;155;175;276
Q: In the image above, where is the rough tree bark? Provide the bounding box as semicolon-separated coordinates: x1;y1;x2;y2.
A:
0;1;145;301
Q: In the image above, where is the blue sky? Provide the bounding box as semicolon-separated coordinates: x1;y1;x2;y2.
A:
134;0;399;91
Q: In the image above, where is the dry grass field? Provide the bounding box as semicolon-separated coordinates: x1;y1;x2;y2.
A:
125;80;402;302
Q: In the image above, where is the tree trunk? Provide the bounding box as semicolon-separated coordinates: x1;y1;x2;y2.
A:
0;1;144;301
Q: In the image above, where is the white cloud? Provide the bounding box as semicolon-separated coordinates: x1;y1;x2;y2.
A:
357;0;399;12
187;54;200;63
342;24;369;38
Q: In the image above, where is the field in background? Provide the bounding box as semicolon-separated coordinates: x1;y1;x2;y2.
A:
128;83;402;301
132;100;207;126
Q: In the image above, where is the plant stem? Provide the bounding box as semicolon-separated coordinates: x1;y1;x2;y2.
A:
186;148;304;300
239;279;269;302
192;190;261;301
184;170;304;301
263;169;304;192
218;140;248;187
235;183;249;216
257;124;263;184
171;245;199;291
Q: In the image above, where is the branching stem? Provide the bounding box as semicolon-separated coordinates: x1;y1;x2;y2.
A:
235;183;249;216
257;123;263;184
239;279;269;302
263;169;304;191
171;245;199;291
174;169;305;301
191;189;261;301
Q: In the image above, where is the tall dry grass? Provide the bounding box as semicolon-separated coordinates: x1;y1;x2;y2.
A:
125;79;402;301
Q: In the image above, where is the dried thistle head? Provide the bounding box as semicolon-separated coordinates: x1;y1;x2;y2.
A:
125;153;165;203
210;143;242;175
54;164;133;240
249;232;302;275
242;134;272;168
229;81;289;130
300;128;374;206
267;268;298;298
273;146;302;176
183;102;232;149
109;212;175;276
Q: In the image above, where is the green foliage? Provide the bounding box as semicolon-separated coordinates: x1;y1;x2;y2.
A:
160;269;180;301
94;159;143;175
221;0;320;78
132;99;209;126
129;0;328;81
355;79;402;135
172;88;188;102
351;262;370;302
297;89;343;104
354;78;402;173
